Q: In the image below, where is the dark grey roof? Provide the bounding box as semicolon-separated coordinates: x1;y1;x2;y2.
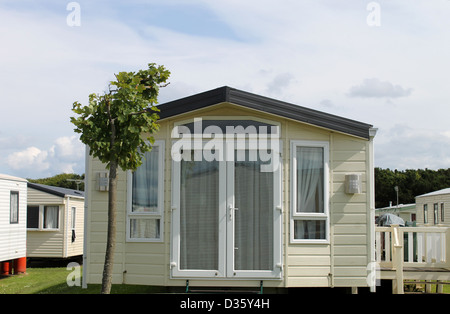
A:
28;182;85;198
156;86;373;139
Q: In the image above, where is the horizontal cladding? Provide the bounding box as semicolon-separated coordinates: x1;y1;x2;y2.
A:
27;231;64;255
0;179;27;261
330;133;371;286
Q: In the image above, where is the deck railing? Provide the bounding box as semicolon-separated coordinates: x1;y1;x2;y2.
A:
375;225;450;293
376;225;450;268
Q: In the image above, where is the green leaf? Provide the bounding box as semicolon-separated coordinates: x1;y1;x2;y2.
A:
70;63;170;170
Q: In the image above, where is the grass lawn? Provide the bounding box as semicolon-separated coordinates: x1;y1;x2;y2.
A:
2;266;449;294
0;267;162;294
405;281;450;294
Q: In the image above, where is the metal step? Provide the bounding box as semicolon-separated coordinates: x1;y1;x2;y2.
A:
185;280;263;294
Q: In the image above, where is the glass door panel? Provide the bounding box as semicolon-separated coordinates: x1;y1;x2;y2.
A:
179;153;220;270
234;150;274;271
172;141;281;279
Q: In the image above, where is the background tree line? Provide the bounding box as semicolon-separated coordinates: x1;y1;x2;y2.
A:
375;168;450;208
27;173;85;191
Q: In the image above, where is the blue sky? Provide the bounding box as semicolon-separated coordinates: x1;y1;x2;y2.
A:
1;0;450;178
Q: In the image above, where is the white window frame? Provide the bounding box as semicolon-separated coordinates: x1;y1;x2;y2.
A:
434;203;439;225
43;205;60;230
26;205;61;231
290;140;330;244
170;138;282;279
227;142;283;279
126;140;165;242
71;207;76;230
171;140;227;278
10;191;19;224
423;204;428;224
27;205;40;229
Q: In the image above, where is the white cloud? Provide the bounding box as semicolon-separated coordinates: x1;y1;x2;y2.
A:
5;136;85;178
54;135;85;161
7;147;50;175
375;125;450;170
348;78;413;98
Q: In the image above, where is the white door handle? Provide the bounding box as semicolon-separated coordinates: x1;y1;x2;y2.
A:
229;204;238;220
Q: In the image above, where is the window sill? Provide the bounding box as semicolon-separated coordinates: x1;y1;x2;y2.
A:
290;239;330;245
27;229;60;232
126;238;164;243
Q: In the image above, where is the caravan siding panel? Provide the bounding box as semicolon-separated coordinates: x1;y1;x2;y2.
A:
27;188;62;205
330;134;371;286
285;128;371;288
65;198;85;257
284;118;331;287
85;158;130;285
27;229;64;257
26;188;65;258
416;193;450;227
0;176;27;262
26;205;65;258
27;186;85;258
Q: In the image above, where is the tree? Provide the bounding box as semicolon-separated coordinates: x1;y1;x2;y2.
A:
70;63;170;294
28;173;85;191
375;167;450;208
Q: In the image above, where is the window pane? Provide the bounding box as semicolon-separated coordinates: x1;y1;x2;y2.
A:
44;206;59;229
71;207;76;229
235;150;273;271
180;153;219;270
296;147;324;213
10;192;19;224
434;203;439;224
130;218;160;239
423;204;428;224
27;206;39;228
294;220;326;240
132;147;159;213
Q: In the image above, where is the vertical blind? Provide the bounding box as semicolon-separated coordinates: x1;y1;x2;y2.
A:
234;151;273;271
180;153;219;270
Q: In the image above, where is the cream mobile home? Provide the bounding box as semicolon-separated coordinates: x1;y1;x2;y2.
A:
27;183;85;259
83;86;377;292
416;188;450;227
0;174;27;275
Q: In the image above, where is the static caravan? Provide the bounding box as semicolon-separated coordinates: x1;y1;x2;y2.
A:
0;174;27;275
416;188;450;227
83;86;377;292
26;183;85;260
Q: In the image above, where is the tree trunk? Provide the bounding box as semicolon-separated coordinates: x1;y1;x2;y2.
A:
102;99;118;294
101;160;118;294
